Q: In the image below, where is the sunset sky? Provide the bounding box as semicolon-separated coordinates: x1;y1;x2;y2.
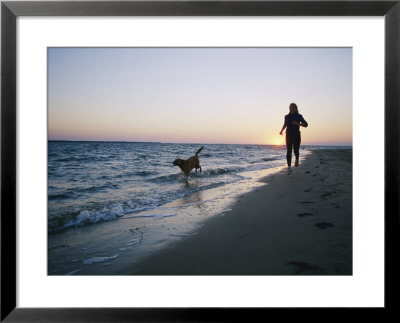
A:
48;47;352;146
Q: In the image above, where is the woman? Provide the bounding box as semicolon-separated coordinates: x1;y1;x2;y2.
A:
279;103;308;167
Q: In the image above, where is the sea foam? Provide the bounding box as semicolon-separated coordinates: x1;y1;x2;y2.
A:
83;254;119;265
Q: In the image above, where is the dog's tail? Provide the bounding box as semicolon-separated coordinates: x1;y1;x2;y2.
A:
195;146;204;156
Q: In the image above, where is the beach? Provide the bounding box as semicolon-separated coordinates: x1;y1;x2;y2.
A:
128;148;352;275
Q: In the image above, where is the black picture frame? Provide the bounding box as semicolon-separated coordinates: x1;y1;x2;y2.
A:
1;0;399;321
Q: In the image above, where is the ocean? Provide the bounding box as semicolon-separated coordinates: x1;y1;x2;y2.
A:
48;141;319;275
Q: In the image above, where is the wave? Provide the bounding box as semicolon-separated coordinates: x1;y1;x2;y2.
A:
134;170;154;177
52;155;115;163
147;166;244;183
72;183;120;195
250;157;279;164
147;159;283;184
49;180;226;232
113;170;154;179
148;173;180;183
49;182;121;202
49;191;179;231
48;193;73;201
50;203;126;231
203;167;241;176
53;157;76;162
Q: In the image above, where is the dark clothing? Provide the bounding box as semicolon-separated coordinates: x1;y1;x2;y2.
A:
284;112;307;166
286;133;301;166
284;113;308;135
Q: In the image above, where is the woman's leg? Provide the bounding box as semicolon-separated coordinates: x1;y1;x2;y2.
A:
286;134;293;166
293;133;301;166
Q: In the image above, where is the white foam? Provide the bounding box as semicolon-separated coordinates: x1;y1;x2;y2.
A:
127;239;140;246
169;233;190;239
126;213;176;220
66;269;84;276
82;254;119;265
62;204;125;230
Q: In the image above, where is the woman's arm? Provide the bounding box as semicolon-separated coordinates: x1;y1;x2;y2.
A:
299;115;308;127
279;123;287;135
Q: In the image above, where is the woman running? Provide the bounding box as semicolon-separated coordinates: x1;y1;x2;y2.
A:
279;103;308;167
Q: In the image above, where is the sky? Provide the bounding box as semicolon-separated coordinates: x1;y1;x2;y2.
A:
48;47;352;146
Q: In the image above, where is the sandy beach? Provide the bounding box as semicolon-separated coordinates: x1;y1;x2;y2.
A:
126;148;352;275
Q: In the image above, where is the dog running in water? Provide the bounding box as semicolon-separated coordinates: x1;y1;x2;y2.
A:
172;146;204;178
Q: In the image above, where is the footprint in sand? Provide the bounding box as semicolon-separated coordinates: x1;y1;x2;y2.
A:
320;191;337;198
315;222;334;229
286;261;325;274
49;244;69;251
297;212;315;217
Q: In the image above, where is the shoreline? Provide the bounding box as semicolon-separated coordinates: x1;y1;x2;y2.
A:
125;148;352;275
49;151;289;275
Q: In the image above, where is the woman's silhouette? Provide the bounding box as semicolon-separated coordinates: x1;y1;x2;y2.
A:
280;103;308;167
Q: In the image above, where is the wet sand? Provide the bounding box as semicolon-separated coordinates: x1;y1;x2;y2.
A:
125;149;352;275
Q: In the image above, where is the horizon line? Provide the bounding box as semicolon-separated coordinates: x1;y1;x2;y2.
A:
48;139;352;147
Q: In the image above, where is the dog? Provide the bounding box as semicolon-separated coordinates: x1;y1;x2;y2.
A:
172;146;204;178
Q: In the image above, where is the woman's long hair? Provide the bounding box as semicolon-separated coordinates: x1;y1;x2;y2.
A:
289;103;299;114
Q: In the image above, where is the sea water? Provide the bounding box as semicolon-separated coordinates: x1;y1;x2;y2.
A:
48;141;308;275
